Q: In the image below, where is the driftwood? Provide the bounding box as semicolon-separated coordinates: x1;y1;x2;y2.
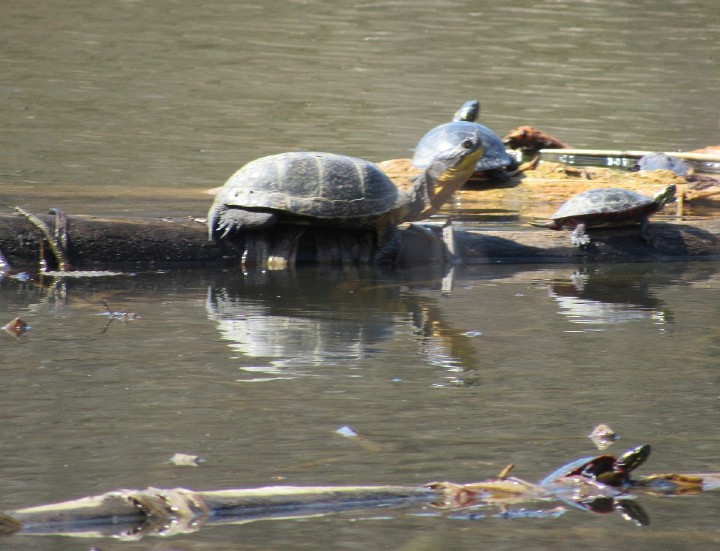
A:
2;211;720;271
1;441;718;539
1;470;719;539
1;485;436;539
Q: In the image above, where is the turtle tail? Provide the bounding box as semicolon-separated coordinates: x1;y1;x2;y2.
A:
528;219;556;229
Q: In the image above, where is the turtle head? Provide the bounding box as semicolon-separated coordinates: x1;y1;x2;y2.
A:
418;135;483;215
451;100;481;123
615;444;651;474
596;444;651;486
653;184;677;206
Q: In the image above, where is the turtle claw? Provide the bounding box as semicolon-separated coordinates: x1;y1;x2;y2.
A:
570;224;591;248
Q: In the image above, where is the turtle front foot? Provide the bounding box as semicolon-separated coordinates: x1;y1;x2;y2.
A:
213;207;277;239
639;218;653;245
570;224;591;249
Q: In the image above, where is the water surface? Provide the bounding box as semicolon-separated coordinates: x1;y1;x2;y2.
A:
1;263;720;549
2;0;719;217
1;1;720;549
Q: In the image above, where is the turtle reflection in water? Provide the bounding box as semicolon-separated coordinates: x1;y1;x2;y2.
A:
548;269;673;329
206;270;481;380
208;136;483;265
412;99;518;182
539;185;676;248
538;444;653;524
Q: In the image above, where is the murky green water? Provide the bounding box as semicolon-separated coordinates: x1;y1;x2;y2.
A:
1;263;719;549
1;0;720;549
2;0;719;217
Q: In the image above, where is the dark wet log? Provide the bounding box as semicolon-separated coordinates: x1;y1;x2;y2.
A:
1;212;720;269
0;213;219;268
453;220;720;263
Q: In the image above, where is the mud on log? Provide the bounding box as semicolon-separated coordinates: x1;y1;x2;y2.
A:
1;212;720;269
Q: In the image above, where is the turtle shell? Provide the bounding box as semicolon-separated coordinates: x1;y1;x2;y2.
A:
213;152;401;221
539;444;651;488
549;188;658;228
412;121;513;172
637;152;691;176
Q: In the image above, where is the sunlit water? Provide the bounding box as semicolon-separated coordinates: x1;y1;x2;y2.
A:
1;0;720;549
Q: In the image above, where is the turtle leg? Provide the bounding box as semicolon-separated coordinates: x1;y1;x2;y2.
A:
404;223;446;265
314;231;343;265
241;233;271;268
639;217;652;244
483;168;512;183
214;206;278;238
570;223;591;248
268;227;305;269
373;224;401;265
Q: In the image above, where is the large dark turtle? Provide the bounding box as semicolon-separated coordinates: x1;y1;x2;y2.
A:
208;137;483;263
412;100;516;181
542;185;676;248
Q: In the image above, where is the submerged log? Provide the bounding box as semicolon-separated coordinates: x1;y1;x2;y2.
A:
2;211;720;270
1;471;719;539
2;485;437;538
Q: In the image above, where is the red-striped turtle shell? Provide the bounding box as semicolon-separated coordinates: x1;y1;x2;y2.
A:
548;186;675;230
540;444;651;487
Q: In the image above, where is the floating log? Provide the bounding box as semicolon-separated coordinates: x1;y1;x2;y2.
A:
1;471;719;539
2;485;437;538
2;211;720;270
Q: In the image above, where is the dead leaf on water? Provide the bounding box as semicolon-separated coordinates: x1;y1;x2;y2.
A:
589;424;619;450
336;425;358;438
170;452;205;467
2;317;31;338
335;425;384;452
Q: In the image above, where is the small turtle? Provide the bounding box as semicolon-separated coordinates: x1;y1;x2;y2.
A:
538;444;653;525
412;100;517;181
540;185;676;248
637;152;692;176
540;444;652;488
208;137;483;263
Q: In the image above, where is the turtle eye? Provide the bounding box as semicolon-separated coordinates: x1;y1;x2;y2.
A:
461;138;474;149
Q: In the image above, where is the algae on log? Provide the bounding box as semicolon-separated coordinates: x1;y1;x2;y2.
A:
1;212;720;269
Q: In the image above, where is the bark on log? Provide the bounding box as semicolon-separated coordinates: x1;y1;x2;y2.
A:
2;212;720;270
